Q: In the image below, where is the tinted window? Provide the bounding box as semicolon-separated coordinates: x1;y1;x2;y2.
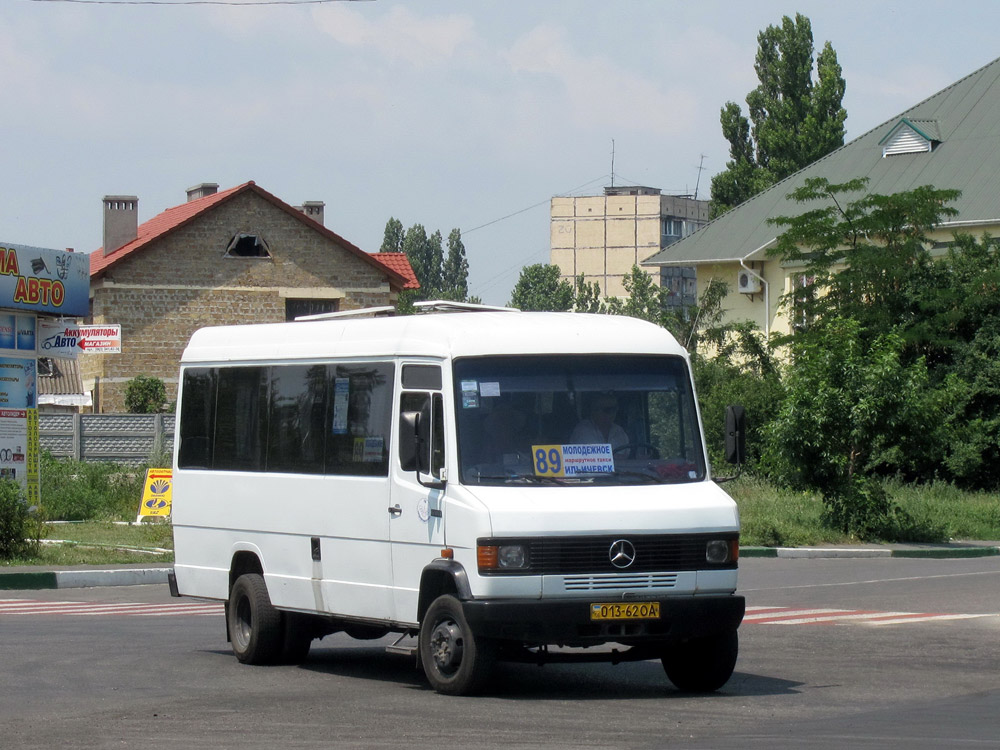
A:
267;364;328;474
326;363;394;476
178;368;216;469
214;367;268;471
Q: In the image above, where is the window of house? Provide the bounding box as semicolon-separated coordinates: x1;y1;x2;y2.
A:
225;233;271;258
285;299;340;321
660;266;697;309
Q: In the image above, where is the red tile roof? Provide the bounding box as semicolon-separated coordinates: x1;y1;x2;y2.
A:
374;252;420;290
88;181;419;291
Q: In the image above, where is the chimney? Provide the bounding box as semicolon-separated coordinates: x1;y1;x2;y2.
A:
186;183;219;202
103;195;138;254
297;201;325;226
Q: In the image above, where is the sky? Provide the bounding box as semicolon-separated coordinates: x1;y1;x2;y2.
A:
3;0;999;305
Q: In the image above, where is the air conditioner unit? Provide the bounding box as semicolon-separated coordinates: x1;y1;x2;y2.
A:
737;270;761;294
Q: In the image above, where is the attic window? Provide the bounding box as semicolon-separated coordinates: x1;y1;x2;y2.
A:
225;233;271;258
880;118;939;158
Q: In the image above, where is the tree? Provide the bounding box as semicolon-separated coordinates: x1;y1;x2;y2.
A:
508;264;574;311
710;13;846;216
442;229;470;301
763;319;936;538
379;217;404;253
124;375;167;414
384;219;471;304
764;177;1000;515
767;177;961;357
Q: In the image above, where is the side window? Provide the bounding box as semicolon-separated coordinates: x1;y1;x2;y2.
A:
267;364;328;474
214;367;268;471
178;368;216;469
400;390;445;479
325;363;394;476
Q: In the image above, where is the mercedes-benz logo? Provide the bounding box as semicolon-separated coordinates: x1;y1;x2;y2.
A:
609;539;636;569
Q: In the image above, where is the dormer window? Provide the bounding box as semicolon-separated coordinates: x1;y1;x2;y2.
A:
225;233;271;258
880;118;940;157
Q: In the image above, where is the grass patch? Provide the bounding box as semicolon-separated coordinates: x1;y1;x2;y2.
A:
732;475;1000;546
0;521;173;567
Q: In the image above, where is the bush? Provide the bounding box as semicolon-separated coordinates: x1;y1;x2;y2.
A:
124;375;167;414
0;479;41;559
39;453;147;522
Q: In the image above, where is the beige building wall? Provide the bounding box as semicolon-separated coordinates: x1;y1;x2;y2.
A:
551;190;708;298
551;193;664;297
83;190;397;412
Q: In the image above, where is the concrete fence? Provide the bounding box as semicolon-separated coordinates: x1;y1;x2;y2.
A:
39;413;175;464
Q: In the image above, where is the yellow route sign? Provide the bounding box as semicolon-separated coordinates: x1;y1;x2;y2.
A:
138;468;172;518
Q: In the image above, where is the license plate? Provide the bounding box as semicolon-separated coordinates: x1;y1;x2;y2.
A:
590;602;661;621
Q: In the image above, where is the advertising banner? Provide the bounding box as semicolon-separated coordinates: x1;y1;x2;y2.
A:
0;242;89;317
0;357;38;501
37;321;122;358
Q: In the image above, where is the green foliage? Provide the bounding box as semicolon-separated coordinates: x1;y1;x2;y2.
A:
39;453;147;522
124;375;167;414
378;217;404;253
508;264;575;311
710;13;846;215
762;318;946;538
0;479;42;559
385;219;470;304
441;229;470;301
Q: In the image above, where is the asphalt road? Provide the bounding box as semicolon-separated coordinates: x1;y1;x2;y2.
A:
2;556;999;749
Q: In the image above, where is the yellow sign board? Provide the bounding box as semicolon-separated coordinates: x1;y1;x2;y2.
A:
139;468;172;517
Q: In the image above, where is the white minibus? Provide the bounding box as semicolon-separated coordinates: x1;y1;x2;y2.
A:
169;302;745;695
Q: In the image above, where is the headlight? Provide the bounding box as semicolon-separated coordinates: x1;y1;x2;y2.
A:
706;539;738;564
477;542;529;572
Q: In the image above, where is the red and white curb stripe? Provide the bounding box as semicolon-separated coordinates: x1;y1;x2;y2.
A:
0;598;223;617
745;605;997;626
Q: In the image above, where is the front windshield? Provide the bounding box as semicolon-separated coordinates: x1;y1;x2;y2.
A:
453;354;705;486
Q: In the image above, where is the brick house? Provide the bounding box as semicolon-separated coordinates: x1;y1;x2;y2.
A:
85;181;418;413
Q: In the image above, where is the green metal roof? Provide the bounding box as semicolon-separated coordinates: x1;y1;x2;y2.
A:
645;55;1000;267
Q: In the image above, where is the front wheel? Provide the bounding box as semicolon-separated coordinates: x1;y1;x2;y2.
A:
661;629;738;692
419;594;495;695
228;573;283;665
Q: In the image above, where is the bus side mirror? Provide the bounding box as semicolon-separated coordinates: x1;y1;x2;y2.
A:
725;404;746;466
399;410;425;472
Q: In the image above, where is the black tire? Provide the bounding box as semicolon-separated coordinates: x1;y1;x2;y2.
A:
228;573;283;665
661;629;738;692
280;612;314;665
419;594;496;695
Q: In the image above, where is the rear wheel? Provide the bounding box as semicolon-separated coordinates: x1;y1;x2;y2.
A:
228;573;282;665
419;594;495;695
661;629;738;692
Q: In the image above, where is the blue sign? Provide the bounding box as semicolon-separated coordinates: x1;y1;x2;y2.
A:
0;242;90;317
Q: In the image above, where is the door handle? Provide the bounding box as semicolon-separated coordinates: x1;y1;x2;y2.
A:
388;504;402;516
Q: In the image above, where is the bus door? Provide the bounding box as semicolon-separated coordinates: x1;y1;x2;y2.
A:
391;364;447;623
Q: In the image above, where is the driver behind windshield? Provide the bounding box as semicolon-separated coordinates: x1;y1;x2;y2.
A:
570;393;628;451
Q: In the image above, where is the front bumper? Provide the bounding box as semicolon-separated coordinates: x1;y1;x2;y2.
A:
461;593;744;646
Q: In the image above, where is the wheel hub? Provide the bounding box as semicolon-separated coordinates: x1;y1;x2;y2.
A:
428;619;464;674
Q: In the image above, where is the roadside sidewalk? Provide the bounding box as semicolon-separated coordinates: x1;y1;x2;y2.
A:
0;562;172;590
2;541;999;590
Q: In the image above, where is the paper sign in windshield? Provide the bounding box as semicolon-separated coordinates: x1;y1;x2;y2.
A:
532;444;614;477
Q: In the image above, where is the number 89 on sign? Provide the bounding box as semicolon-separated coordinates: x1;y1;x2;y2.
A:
532;445;565;477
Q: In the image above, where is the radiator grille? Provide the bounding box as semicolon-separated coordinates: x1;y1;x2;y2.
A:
481;532;737;576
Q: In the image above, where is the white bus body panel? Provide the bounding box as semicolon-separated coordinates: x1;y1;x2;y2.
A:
172;311;740;630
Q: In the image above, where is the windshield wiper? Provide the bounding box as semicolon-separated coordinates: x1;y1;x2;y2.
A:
590;470;666;484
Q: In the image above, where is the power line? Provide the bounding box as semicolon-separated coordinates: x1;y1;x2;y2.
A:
462;175;610;236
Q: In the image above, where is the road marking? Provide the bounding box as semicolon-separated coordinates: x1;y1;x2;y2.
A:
0;599;223;617
745;605;997;626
